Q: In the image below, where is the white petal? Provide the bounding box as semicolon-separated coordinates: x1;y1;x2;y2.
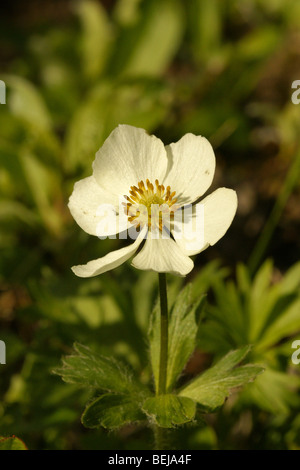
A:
131;229;194;276
68;176;130;237
173;188;238;256
93;125;168;196
163;133;216;204
72;226;147;278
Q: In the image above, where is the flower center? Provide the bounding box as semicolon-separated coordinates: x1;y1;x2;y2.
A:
123;179;178;231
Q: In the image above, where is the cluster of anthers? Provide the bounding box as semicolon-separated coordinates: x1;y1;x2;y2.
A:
123;179;179;231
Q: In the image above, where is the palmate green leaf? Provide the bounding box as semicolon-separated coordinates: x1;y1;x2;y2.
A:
54;343;146;395
199;260;300;355
179;347;264;410
82;393;147;429
149;283;204;394
0;436;27;450
243;260;300;348
142;394;196;428
196;261;300;414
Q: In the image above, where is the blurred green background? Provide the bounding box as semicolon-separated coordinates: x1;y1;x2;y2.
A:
1;0;300;450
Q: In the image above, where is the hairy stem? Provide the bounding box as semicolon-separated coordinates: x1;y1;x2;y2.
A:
158;273;168;395
153;273;171;450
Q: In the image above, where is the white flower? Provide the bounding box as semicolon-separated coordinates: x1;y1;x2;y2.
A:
68;125;238;277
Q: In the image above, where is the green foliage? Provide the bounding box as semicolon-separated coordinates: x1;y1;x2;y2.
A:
198;260;300;414
82;394;147;429
0;436;27;450
54;343;146;395
54;294;261;430
64;81;170;171
187;0;223;61
4;75;52;131
75;0;113;80
142;395;196;428
149;283;205;394
167;287;205;392
112;0;184;77
199;260;300;353
179;347;264;410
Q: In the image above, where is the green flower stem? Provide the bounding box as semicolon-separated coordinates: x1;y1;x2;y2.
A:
158;273;169;396
154;273;170;450
154;426;173;451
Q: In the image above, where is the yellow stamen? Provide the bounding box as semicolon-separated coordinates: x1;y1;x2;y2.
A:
123;179;178;231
